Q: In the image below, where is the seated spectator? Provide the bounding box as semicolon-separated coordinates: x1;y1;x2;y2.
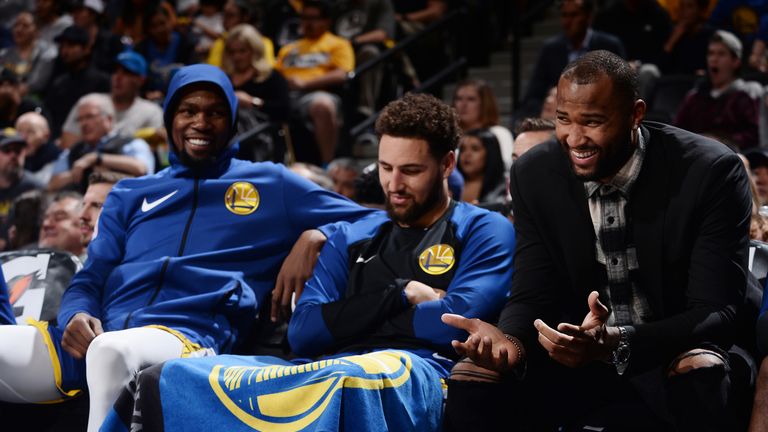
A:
333;0;396;116
15;112;59;185
276;0;355;164
191;0;224;60
43;25;111;140
0;68;40;130
135;2;196;99
59;50;164;149
659;0;716;75
749;183;768;242
70;0;124;75
515;0;625;122
0;11;57;100
327;157;360;200
97;92;514;432
48;94;154;192
746;148;768;205
674;30;760;150
34;0;74;46
458;129;506;206
512;117;555;161
223;24;290;127
207;0;275;68
452;79;514;169
0;0;30;32
78;171;130;261
37;191;84;258
0;131;44;250
6;189;44;250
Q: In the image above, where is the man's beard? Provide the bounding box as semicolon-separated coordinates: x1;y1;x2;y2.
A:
385;173;445;225
565;129;634;182
1;165;22;186
178;148;219;171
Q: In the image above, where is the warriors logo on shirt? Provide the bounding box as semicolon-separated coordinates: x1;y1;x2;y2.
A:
418;244;455;275
225;182;260;215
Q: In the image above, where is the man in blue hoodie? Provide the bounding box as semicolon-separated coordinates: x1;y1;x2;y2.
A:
0;64;371;432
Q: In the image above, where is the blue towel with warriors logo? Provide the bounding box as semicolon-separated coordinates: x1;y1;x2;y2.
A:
101;349;447;431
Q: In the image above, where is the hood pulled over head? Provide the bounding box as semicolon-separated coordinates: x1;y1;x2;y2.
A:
163;64;239;158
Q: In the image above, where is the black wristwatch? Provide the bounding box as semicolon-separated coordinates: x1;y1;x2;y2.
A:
610;326;631;375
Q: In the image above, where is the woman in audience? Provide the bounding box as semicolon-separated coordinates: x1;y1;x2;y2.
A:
207;0;275;68
135;2;196;98
222;24;290;161
457;129;506;206
223;24;290;127
0;11;57;100
452;79;514;169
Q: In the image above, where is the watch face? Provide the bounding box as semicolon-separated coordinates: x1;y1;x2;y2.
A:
614;345;630;364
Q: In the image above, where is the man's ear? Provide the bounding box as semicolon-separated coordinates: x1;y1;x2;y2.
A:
442;150;456;179
632;99;647;128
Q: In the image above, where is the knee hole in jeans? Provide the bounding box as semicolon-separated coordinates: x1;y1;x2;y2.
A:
667;348;726;377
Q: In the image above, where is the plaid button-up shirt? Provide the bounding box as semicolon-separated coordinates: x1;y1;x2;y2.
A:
584;130;653;326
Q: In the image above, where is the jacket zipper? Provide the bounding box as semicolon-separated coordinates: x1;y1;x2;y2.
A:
123;178;200;328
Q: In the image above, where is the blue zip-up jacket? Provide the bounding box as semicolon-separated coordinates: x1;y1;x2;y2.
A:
57;64;371;353
288;201;515;359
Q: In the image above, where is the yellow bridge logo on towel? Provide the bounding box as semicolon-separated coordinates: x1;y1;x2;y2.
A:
418;244;455;275
225;182;260;215
208;351;412;431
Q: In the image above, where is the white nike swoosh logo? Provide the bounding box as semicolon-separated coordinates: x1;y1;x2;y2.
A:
141;190;178;212
355;255;376;264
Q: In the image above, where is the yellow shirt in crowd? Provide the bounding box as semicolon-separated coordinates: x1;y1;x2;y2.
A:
275;31;355;81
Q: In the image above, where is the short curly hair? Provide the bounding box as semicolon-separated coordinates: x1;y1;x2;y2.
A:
375;93;461;160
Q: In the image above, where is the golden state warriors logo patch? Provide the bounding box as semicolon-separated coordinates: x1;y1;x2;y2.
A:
418;244;455;275
208;351;412;431
225;182;259;215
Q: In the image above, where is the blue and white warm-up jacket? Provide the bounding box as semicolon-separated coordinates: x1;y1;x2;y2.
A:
288;201;515;362
57;64;371;353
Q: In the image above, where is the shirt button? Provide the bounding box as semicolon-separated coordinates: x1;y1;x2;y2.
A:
607;216;615;224
611;258;619;265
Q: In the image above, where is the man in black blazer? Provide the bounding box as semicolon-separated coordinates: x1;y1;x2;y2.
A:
442;50;752;431
514;0;625;123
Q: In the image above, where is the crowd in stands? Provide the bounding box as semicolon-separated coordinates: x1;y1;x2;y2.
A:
1;0;768;430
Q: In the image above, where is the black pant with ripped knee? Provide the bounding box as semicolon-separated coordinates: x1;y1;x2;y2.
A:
443;347;752;432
